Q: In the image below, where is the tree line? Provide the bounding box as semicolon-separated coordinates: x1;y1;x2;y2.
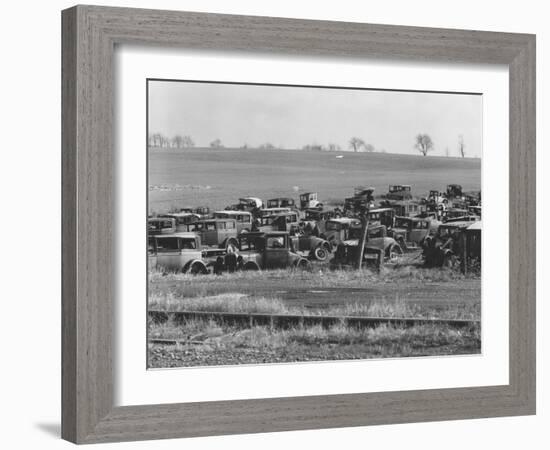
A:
149;132;472;157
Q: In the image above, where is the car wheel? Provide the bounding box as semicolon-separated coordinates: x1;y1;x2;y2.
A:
243;261;260;271
189;261;208;275
313;246;328;261
296;258;311;270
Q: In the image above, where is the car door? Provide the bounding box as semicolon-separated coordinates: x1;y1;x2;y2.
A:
264;235;289;268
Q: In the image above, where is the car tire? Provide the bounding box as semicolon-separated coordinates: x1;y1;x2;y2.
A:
296;258;311;270
313;246;328;261
189;261;208;275
243;261;260;271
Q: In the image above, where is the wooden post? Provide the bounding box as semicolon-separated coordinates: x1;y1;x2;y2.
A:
356;210;370;270
462;231;468;274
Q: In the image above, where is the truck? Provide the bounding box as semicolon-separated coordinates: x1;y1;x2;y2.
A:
299;192;322;210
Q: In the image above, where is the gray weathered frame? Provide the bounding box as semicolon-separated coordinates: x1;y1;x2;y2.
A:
62;5;536;444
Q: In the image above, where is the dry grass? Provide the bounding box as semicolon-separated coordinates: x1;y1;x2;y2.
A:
148;318;481;367
149;290;480;321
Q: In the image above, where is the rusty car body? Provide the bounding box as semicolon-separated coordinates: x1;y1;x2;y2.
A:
213;210;254;233
148;217;176;235
234;232;310;270
148;232;212;274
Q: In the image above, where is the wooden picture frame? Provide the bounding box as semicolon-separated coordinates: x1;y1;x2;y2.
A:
62;5;536;444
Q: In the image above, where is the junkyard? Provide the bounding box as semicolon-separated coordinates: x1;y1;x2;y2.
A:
148;148;481;368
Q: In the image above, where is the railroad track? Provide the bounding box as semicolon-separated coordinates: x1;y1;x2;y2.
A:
148;309;479;335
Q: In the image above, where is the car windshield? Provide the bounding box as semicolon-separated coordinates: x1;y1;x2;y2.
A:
368;228;384;239
394;218;411;228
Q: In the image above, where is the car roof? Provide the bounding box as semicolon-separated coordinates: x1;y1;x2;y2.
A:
239;231;288;237
214;210;252;215
152;232;198;239
368;207;393;213
199;218;236;223
440;221;472;228
395;216;425;221
162;212;198;217
328;217;360;224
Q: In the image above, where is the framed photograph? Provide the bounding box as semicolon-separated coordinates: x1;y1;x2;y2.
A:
62;5;536;444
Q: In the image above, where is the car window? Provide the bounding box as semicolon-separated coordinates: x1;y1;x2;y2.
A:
226;221;235;229
180;238;197;249
266;236;285;249
155;237;180;252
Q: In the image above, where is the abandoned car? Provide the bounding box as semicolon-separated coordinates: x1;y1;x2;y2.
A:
422;220;480;270
329;225;402;269
390;216;440;249
266;197;296;209
299;192;322;210
160;212;201;232
148;232;215;274
187;218;239;251
213;210;254;233
253;211;300;233
148;217;176;235
385;184;413;201
234;232;310;270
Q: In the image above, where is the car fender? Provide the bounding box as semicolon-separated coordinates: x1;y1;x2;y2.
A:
183;258;205;273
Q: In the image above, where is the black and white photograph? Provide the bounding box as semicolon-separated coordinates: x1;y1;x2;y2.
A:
147;79;482;368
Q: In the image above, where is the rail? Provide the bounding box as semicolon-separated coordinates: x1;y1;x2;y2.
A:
148;309;479;333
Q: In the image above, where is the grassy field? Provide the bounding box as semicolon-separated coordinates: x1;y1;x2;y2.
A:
148;266;481;367
148;147;481;213
147;147;481;367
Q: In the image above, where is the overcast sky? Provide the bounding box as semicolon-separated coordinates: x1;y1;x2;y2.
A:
148;80;482;157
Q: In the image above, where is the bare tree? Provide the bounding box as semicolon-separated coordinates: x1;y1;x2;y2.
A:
149;133;164;148
181;135;195;148
363;143;375;153
259;142;276;150
327;143;341;152
458;135;466;158
172;135;184;148
414;134;434;156
210;138;224;149
349;137;366;152
445;146;450;157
